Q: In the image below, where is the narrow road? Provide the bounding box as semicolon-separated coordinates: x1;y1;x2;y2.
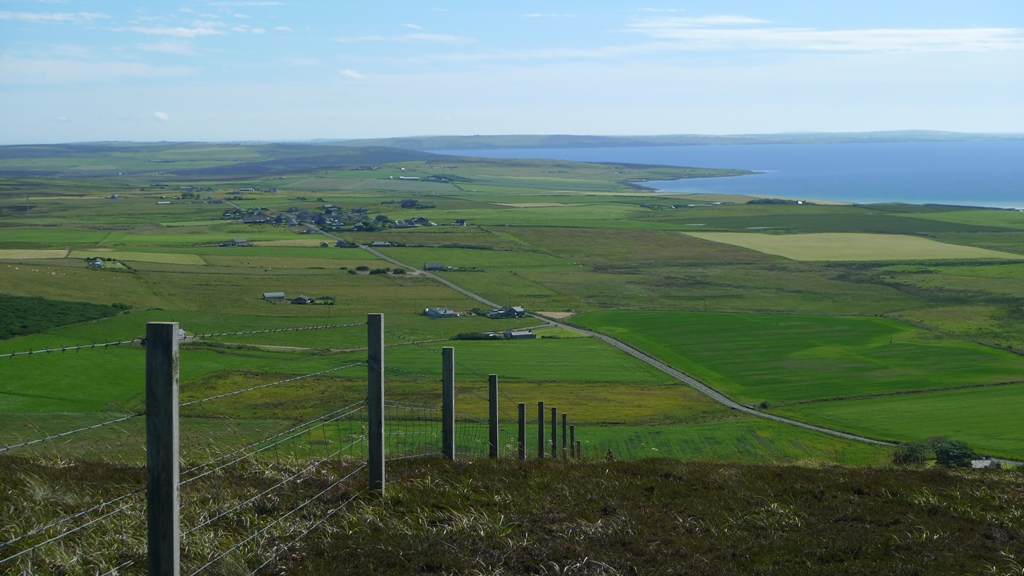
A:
359;243;899;447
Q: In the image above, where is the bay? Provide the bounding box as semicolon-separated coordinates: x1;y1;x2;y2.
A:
445;140;1024;209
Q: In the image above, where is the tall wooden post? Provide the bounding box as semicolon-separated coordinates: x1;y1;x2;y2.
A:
550;407;557;459
517;402;526;460
570;425;576;458
488;375;499;459
537;401;545;459
576;440;582;459
146;322;180;576
367;313;385;492
442;347;455;459
562;413;568;459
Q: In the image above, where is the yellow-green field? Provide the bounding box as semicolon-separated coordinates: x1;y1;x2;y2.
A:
0;249;69;259
69;251;207;265
683;232;1020;261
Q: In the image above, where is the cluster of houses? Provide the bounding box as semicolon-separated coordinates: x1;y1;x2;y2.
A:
219;238;248;247
476;329;537;340
262;292;321;305
422;305;527;319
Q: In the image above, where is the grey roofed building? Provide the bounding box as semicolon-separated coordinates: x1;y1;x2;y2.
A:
335;239;348;247
424;307;458;318
424;262;444;271
504;329;536;339
263;292;285;300
290;295;315;305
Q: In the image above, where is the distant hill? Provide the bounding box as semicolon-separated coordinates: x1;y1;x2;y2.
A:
331;130;1024;151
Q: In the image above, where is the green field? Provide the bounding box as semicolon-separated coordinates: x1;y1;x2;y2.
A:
5;143;1024;468
685;232;1020;261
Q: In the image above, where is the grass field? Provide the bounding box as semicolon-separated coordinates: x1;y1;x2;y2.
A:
69;250;207;265
776;383;1024;458
573;310;1024;404
0;249;69;259
684;232;1020;261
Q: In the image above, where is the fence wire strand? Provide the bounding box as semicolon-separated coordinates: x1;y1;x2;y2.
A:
0;412;145;455
181;361;365;407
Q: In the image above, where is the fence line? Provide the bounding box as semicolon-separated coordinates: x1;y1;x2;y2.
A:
193;321;366;339
0;314;590;575
0;412;145;454
0;338;142;359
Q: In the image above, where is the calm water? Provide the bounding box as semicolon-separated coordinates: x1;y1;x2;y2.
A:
446;140;1024;208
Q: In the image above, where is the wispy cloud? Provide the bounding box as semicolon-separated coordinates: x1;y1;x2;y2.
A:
137;41;198;55
403;23;422;29
154;112;169;121
251;27;265;33
0;11;108;23
274;26;292;31
128;19;226;37
627;16;1024;52
0;56;196;83
335;32;472;44
524;14;575;18
339;69;365;79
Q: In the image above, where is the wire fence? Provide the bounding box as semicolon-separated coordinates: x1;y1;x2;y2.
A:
1;317;589;574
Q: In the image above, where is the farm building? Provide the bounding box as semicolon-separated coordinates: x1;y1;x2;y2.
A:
370;241;392;247
424;262;445;271
219;238;247;247
424;307;459;319
335;240;348;247
489;306;527;319
290;295;315;305
243;213;271;224
504;329;536;340
91;259;103;269
263;292;285;300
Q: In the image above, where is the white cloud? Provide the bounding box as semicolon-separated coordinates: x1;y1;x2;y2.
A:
232;24;248;32
0;11;108;23
129;19;226;37
154;112;169;121
627;17;1024;52
274;26;292;31
335;33;472;44
339;69;365;79
233;13;250;18
251;27;265;33
403;23;422;29
0;56;195;83
137;41;198;55
523;14;575;18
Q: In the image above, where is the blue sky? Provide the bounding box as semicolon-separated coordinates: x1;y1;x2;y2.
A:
1;1;1022;144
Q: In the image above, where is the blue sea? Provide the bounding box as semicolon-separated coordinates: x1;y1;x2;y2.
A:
446;140;1024;209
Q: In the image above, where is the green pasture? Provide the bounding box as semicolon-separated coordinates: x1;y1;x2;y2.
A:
776;383;1024;459
578;418;891;465
574;310;1024;405
902;208;1024;231
70;250;207;265
684;232;1019;261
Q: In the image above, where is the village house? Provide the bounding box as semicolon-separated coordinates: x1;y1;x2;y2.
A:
489;306;527;319
504;329;536;339
219;238;248;247
424;262;445;271
263;292;285;300
290;295;315;305
424;307;459;319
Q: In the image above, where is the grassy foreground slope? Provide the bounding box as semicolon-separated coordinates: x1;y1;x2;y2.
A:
3;455;1023;575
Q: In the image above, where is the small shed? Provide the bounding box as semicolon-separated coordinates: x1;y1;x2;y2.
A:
290;295;315;305
335;239;348;247
424;307;458;319
263;292;285;300
504;329;536;340
424;262;445;271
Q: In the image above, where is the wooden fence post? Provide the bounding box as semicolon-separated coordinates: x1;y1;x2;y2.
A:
442;347;455;459
488;374;499;459
537;401;545;459
518;402;526;460
146;322;180;576
570;425;576;458
550;407;557;459
577;440;582;459
367;313;385;492
562;413;567;459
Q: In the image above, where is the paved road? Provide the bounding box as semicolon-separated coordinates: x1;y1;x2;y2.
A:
359;243;901;447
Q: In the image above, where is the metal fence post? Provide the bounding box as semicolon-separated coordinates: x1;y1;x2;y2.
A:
570;425;576;458
442;347;455;459
146;322;180;576
562;413;568;459
550;407;557;459
488;374;499;459
518;402;526;460
537;401;545;459
367;313;385;492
